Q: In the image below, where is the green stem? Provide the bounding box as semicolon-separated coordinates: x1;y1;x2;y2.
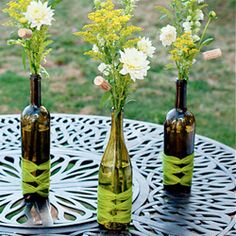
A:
111;64;127;113
117;74;127;112
198;17;211;49
26;41;38;75
176;61;182;80
26;50;33;74
111;65;118;110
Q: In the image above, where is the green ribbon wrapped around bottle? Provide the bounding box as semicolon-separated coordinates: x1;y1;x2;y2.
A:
21;158;50;197
97;186;132;224
162;153;194;186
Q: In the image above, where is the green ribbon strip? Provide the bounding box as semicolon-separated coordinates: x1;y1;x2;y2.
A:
97;186;132;224
162;153;194;186
21;158;50;197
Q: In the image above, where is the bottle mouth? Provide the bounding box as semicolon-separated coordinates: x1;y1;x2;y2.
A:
176;78;187;84
111;107;124;112
30;74;42;80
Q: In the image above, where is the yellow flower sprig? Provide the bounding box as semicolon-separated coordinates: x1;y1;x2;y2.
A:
170;32;199;79
3;0;60;76
3;0;31;25
75;0;141;63
158;0;217;80
74;0;144;112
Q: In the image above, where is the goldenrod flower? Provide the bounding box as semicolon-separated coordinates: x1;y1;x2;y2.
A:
76;0;154;111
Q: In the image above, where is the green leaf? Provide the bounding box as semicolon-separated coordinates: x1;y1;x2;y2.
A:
165;63;175;70
48;0;62;8
7;39;20;46
42;48;52;59
201;37;214;47
40;66;50;78
126;98;136;105
156;6;171;16
44;40;53;48
199;4;208;9
99;91;111;108
22;49;27;71
160;14;167;20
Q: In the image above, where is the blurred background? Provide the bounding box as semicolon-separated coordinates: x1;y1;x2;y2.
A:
0;0;235;148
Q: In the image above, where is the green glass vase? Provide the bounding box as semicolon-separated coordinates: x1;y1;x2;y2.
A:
163;79;196;194
97;108;132;230
21;74;51;201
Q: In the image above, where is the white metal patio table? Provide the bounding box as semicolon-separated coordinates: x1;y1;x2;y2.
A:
0;114;235;236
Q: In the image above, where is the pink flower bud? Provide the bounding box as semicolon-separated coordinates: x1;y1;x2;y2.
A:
94;76;112;91
202;48;222;60
18;28;33;39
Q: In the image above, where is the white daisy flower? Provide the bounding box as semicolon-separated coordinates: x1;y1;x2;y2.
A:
98;63;111;76
92;44;99;53
186;16;192;21
137;37;156;58
160;25;177;47
183;21;192;32
24;1;54;30
130;0;140;3
192;35;200;42
119;48;150;82
195;21;201;28
97;34;105;46
195;9;204;21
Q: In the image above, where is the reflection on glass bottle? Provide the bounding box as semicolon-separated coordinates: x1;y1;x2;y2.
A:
97;109;132;230
21;74;50;201
163;79;195;194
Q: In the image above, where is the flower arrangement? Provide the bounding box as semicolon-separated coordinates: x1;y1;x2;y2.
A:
157;0;217;80
75;0;155;113
3;0;61;76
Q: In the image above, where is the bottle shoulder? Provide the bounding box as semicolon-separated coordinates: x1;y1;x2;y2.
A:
22;105;50;116
165;108;195;128
166;108;195;121
21;105;50;125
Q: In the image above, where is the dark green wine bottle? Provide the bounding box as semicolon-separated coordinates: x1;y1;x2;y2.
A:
97;109;132;230
163;79;195;194
21;74;50;201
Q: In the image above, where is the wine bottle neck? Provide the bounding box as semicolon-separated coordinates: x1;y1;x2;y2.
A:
175;79;187;111
111;109;124;139
30;74;41;107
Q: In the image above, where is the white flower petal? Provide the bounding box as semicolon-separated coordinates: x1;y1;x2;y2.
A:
183;21;192;32
24;0;54;30
197;0;204;4
137;37;156;58
160;25;177;47
98;63;111;76
120;68;128;76
92;44;99;53
119;48;150;81
195;9;204;21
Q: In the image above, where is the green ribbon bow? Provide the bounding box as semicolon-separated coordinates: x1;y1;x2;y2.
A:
21;158;50;197
97;186;132;224
162;153;194;186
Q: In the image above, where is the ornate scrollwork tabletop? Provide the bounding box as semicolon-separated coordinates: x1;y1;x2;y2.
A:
0;114;235;236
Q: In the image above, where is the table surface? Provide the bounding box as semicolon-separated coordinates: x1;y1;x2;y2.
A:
0;114;235;236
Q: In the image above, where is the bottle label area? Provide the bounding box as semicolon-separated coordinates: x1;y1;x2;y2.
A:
21;158;50;197
162;153;194;186
97;186;132;224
